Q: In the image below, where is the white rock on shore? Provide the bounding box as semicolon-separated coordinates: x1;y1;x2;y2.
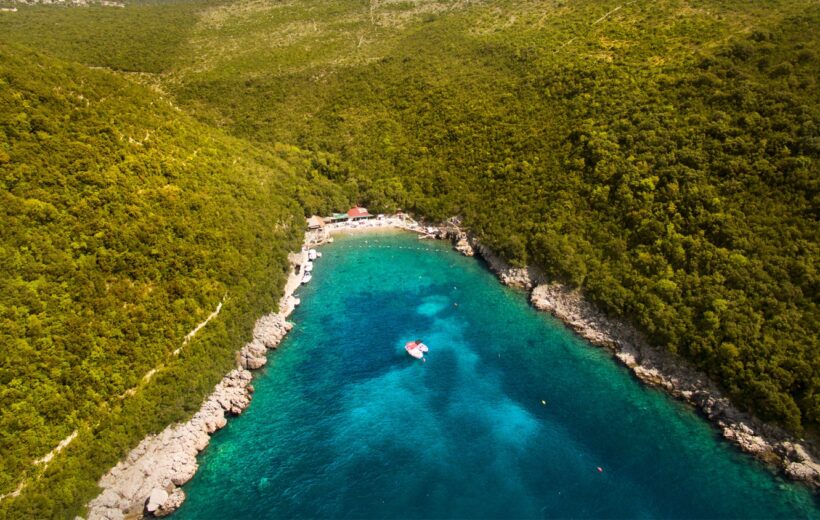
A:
238;314;293;369
473;243;543;289
145;488;167;515
454;237;474;256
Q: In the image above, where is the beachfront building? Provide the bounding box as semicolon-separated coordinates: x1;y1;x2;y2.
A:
306;215;325;230
347;207;373;221
326;213;349;224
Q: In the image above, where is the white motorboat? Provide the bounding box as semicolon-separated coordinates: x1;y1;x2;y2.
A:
308;249;317;260
405;340;428;360
301;273;312;284
303;261;314;272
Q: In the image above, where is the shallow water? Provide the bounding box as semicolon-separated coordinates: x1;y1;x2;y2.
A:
176;232;818;519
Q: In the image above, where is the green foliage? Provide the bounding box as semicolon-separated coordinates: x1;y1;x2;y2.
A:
0;43;347;517
0;0;207;73
154;0;818;433
0;0;817;515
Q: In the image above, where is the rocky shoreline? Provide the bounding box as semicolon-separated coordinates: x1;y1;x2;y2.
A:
86;256;303;519
87;219;817;519
434;219;820;491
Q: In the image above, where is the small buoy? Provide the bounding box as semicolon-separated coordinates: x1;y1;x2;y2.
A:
597;467;603;473
541;400;547;405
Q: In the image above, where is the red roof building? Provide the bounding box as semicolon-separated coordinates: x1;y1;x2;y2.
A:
347;207;372;219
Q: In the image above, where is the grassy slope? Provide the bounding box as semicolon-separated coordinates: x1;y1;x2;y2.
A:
0;41;347;517
0;0;817;515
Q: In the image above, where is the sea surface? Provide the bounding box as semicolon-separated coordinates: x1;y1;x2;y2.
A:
176;232;819;519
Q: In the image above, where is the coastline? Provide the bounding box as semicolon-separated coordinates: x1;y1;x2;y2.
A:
87;215;818;519
432;221;820;491
86;251;305;519
85;218;420;519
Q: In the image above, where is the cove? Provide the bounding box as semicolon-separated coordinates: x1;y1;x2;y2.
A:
175;232;818;519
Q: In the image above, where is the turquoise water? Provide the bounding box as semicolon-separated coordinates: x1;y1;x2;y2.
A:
176;232;818;519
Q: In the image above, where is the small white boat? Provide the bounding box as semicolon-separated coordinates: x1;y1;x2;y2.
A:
301;273;312;284
405;340;428;360
303;261;314;272
316;252;322;258
308;249;317;260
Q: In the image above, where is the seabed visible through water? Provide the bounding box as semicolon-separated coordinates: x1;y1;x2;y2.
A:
175;231;819;519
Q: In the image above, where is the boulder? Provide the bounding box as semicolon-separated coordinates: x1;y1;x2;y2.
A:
155;488;186;517
454;237;474;256
785;461;820;486
253;314;290;348
170;460;197;486
238;340;268;369
145;488;168;514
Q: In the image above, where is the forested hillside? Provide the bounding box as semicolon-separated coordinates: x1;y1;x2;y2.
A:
0;43;347;517
163;0;818;433
0;0;817;516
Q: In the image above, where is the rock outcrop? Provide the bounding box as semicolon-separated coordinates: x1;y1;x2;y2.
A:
237;314;293;370
154;488;184;517
145;488;167;515
472;243;544;289
454;237;474;257
439;221;541;289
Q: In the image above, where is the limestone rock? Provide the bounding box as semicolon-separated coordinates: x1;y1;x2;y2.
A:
474;243;543;289
170;459;197;486
785;461;820;486
238;339;268;369
454;238;474;256
87;367;259;518
145;488;168;514
253;314;292;349
722;427;771;456
155;488;186;517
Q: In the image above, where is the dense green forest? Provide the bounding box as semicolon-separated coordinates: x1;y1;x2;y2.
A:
0;0;818;516
0;42;348;517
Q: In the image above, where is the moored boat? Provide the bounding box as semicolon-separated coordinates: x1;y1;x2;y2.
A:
405;339;428;359
301;273;312;284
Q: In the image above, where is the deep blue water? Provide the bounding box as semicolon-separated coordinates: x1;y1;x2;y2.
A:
176;232;818;519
